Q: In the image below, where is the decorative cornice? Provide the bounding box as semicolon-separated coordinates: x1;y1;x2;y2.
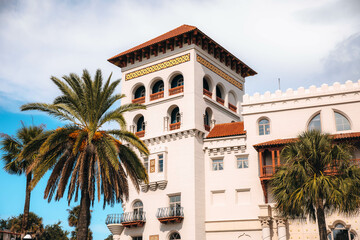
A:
274;217;287;227
141;180;168;192
125;53;190;81
205;146;246;156
143;129;205;146
197;54;243;90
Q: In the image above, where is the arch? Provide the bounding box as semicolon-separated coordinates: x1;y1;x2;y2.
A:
228;91;237;105
134;85;145;99
216;84;224;99
170;107;181;124
170;74;184;88
258;117;270;135
203;75;213;91
307;112;321;131
333;110;351;131
152;79;164;94
136;116;145;132
328;220;356;240
132;200;143;210
204;108;212;131
169;231;181;240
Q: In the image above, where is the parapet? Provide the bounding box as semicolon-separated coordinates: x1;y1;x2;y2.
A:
242;80;360;105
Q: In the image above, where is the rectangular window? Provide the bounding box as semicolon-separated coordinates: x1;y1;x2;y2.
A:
237;156;249;169
212;159;223;171
169;194;181;216
158;154;163;172
143;158;148;173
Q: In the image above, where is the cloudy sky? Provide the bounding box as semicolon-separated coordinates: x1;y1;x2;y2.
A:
0;0;359;239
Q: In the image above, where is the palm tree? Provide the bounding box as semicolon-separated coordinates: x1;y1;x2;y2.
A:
271;130;360;240
0;123;45;233
20;69;149;240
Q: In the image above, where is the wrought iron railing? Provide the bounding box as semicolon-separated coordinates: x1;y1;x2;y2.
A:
105;212;146;225
121;211;146;222
106;213;122;224
156;207;184;219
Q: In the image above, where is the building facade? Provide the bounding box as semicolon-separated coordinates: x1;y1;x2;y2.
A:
105;25;360;240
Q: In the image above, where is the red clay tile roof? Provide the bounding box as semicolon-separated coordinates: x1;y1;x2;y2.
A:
108;25;197;61
254;132;360;149
206;122;246;139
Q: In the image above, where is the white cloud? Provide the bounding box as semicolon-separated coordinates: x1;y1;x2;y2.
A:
0;0;359;109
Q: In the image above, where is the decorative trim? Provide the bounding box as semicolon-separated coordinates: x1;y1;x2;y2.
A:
141;180;168;192
197;54;243;90
259;216;272;228
125;53;190;81
274;217;287;227
143;129;206;146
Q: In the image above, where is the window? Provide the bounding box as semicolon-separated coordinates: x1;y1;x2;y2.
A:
335;112;351;131
152;80;164;93
204;110;210;126
171;74;184;88
259;119;270;135
216;85;222;99
203;77;210;91
327;223;355;240
143;158;148;173
132;237;142;240
133;200;143;221
134;86;145;99
136;116;145;132
237;156;249;169
308;114;321;131
169;232;181;240
212;159;223;171
169;195;181;216
158;154;163;172
171;107;181;124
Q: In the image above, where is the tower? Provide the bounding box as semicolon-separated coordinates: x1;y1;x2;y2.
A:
105;25;256;240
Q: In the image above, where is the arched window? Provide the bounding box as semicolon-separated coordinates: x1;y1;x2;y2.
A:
335;112;351;131
216;85;222;99
308;114;321;131
133;200;143;221
171;74;184;88
169;232;181;240
152;80;164;94
136;116;145;132
259;119;270;135
327;223;355;240
134;86;145;99
203;77;210;91
204;110;210;126
171;107;181;124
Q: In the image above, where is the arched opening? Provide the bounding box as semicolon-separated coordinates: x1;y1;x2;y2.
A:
169;74;184;96
133;85;145;104
203;77;212;98
216;85;224;105
228;92;237;112
328;223;355;240
334;112;351;131
169;232;181;240
169;106;181;130
204;108;212;131
151;80;164;101
135;116;145;137
132;200;144;221
258;118;270;135
308;113;321;131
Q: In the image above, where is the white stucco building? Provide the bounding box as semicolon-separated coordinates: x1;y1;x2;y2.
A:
105;25;360;240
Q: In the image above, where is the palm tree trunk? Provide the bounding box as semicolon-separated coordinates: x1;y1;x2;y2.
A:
316;199;328;240
77;173;91;239
21;172;32;233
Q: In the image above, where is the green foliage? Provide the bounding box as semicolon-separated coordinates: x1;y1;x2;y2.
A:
6;212;44;236
67;205;92;240
39;221;69;240
271;130;360;239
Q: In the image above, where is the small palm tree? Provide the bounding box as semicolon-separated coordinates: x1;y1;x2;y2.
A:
67;205;92;240
271;130;360;240
20;69;149;240
0;123;45;233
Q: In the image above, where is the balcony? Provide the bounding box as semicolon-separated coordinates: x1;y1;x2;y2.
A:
105;213;122;225
121;212;146;228
228;103;237;112
156;207;184;224
132;96;145;104
150;91;164;101
135;130;145;138
169;86;183;96
203;89;212;98
204;124;210;132
216;97;224;105
169;122;181;130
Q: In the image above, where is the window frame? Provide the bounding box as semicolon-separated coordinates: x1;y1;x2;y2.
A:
236;155;249;169
307;113;321;131
158;154;164;173
143;157;148;173
258;118;270;135
212;158;224;171
334;111;351;131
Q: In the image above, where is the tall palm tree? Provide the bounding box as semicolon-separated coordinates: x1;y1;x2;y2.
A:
20;69;149;240
271;130;360;240
67;205;92;240
0;123;45;233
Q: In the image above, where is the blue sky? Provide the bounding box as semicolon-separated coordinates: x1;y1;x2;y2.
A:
0;0;359;239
